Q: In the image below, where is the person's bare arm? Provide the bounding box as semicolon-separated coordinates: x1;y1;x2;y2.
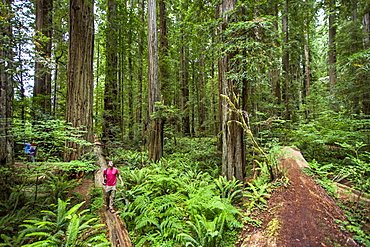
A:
118;174;123;185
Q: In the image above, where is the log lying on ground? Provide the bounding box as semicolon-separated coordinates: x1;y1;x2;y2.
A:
94;140;132;247
238;147;359;247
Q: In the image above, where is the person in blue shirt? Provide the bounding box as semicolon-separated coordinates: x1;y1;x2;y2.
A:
29;143;37;162
24;141;31;154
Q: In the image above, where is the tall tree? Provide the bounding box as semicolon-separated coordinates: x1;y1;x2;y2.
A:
272;1;281;110
0;0;14;197
147;0;163;161
65;0;94;161
218;0;245;182
327;0;337;94
48;0;68;118
302;0;316;103
364;8;370;47
34;0;53;116
197;56;206;133
282;0;291;119
136;0;145;127
102;0;121;143
180;31;190;136
159;0;169;104
360;2;370;114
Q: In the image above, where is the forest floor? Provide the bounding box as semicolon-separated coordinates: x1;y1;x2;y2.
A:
72;146;363;247
236;147;361;247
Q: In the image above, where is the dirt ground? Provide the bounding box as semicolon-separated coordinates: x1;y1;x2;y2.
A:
236;147;360;247
71;178;93;210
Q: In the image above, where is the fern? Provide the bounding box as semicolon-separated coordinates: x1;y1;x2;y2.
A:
178;214;223;247
214;176;243;203
0;206;35;247
115;144;242;246
21;199;109;246
244;182;271;210
65;215;79;246
134;214;159;231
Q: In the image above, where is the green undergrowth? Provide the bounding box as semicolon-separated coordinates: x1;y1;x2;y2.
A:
106;138;281;246
0;137;284;247
0;174;109;246
120;165;243;246
0;156;107;246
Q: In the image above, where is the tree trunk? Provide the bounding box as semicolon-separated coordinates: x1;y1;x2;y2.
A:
304;32;311;100
159;0;170;105
128;55;134;140
362;9;370;114
17;46;26;120
0;0;14;198
136;0;145;128
328;0;336;94
198;57;205;133
282;0;290;120
34;0;53;116
65;0;94;161
218;0;245;182
119;45;124;139
364;12;370;46
53;53;63;116
271;2;281;110
148;0;163;162
180;33;190;136
103;0;121;143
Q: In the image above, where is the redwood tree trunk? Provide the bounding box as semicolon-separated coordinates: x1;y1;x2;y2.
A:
304;32;311;100
180;33;190;136
65;0;94;161
328;0;337;94
364;12;370;46
198;57;205;132
282;0;290;120
218;0;245;182
362;11;370;114
34;0;53;116
0;0;14;198
148;0;163;162
103;0;121;143
159;0;170;105
136;0;145;126
272;2;281;108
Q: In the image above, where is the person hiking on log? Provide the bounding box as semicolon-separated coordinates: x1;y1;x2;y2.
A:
103;160;123;213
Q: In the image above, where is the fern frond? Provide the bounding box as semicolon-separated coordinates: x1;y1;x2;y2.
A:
177;233;200;247
22;239;58;247
65;215;79;246
134;214;159;230
65;200;85;218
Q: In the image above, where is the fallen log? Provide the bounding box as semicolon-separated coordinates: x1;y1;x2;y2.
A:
94;140;132;247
